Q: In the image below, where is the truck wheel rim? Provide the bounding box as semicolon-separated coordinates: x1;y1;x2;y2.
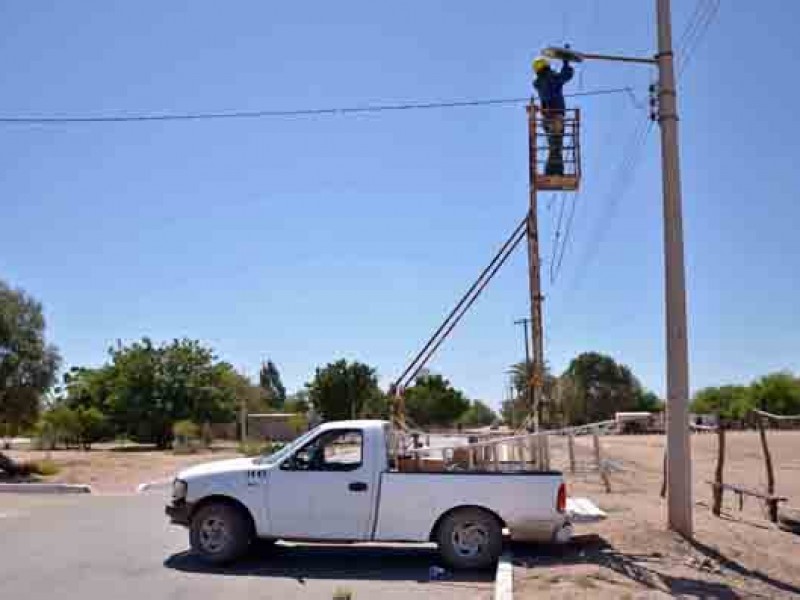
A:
199;516;230;554
451;521;489;558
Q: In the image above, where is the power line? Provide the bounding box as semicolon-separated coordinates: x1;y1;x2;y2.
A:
676;0;709;52
549;190;579;284
549;193;567;283
557;2;712;291
0;87;640;126
678;0;720;74
567;115;654;290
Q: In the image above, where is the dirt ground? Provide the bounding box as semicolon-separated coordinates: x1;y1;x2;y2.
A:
3;444;241;494
516;431;800;598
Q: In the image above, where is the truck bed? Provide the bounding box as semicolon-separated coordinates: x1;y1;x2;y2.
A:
373;470;565;543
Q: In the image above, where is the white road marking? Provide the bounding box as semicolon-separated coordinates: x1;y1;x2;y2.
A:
494;551;514;600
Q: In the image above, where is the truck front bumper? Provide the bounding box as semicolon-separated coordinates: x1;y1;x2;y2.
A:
165;499;193;526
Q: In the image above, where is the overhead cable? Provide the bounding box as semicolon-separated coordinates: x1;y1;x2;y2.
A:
0;87;641;126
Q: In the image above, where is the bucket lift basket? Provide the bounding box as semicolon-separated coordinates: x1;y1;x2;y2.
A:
528;105;581;191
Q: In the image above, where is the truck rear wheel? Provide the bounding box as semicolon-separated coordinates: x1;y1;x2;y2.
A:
436;507;503;570
189;502;253;564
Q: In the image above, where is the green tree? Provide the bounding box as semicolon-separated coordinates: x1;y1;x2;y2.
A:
307;359;383;421
459;400;497;427
41;405;79;447
0;281;60;473
633;389;664;413
501;362;558;427
259;359;286;409
690;385;752;419
360;392;389;419
0;281;61;435
404;373;470;427
74;406;107;449
285;390;310;415
749;371;800;415
559;352;643;424
99;338;237;448
221;369;268;414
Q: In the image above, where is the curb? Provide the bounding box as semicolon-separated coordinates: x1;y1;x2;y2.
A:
0;483;92;494
137;479;171;493
494;551;514;600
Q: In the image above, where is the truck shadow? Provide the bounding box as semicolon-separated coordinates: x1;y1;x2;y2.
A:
164;542;494;586
510;533;800;599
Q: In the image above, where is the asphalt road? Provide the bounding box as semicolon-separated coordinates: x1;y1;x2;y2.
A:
0;492;493;600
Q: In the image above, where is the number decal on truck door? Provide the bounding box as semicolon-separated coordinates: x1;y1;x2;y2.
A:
247;469;268;486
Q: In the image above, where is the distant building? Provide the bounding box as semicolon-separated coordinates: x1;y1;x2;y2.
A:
614;411;666;434
689;413;719;429
248;413;305;442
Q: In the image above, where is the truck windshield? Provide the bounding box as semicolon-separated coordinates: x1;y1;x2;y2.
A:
254;425;322;465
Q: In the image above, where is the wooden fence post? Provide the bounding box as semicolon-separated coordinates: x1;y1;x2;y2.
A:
712;421;726;516
757;415;778;522
528;436;537;469
542;434;550;470
567;433;576;473
593;433;611;493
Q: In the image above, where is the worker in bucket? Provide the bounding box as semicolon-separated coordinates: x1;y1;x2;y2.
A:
533;56;574;176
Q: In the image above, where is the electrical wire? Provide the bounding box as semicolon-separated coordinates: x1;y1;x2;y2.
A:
0;87;641;126
549;190;579;284
677;0;720;74
676;0;709;53
556;2;717;291
548;193;567;283
567;115;654;290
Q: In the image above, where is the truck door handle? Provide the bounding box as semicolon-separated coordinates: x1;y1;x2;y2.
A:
348;482;368;492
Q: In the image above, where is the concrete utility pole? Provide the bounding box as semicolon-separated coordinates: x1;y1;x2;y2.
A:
525;106;545;432
540;0;693;537
656;0;693;538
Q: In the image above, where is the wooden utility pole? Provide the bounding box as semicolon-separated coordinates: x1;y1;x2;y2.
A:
657;0;693;538
514;317;533;417
525;105;545;432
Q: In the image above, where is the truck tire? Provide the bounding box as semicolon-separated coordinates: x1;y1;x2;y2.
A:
436;507;503;570
189;502;253;564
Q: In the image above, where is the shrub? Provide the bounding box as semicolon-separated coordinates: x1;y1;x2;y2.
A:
173;420;201;454
173;420;200;439
26;459;60;476
288;413;308;436
237;440;286;457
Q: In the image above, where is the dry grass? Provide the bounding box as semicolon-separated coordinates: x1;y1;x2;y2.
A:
4;445;241;493
517;431;800;598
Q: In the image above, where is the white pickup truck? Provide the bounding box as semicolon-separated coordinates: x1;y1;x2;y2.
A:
166;419;571;569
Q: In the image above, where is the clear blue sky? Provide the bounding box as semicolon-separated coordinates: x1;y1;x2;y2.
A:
2;1;798;408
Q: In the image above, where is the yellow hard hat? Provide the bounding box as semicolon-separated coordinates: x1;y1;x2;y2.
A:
533;56;550;73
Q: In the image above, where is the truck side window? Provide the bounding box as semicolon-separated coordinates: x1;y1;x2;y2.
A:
282;429;363;472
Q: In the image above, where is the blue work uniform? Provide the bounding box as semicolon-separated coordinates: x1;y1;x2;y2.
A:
533;62;574;112
533;62;574;175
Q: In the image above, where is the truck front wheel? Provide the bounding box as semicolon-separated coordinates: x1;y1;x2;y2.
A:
189;502;253;564
436;507;503;570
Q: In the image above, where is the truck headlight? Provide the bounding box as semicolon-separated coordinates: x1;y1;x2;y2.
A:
172;479;188;501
